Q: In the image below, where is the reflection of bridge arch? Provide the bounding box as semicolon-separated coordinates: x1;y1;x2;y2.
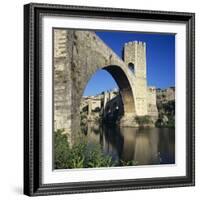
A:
53;29;157;143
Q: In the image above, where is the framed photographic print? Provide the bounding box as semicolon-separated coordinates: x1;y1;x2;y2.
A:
24;3;195;196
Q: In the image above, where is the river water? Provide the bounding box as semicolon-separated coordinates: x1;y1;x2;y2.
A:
82;122;175;166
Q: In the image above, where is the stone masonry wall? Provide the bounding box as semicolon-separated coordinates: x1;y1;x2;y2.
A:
147;87;158;119
123;41;148;116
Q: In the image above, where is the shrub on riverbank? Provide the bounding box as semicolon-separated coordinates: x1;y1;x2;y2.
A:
156;100;175;128
155;115;175;128
54;129;139;168
135;115;153;127
54;129;114;169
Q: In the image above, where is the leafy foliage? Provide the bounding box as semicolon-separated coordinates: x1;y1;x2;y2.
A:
135;115;153;127
54;130;114;169
54;129;139;169
156;100;175;128
120;160;138;166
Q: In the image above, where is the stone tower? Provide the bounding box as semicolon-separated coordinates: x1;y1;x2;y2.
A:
123;41;148;116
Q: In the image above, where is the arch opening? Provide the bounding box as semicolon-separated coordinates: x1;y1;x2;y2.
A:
103;65;135;114
80;65;136;127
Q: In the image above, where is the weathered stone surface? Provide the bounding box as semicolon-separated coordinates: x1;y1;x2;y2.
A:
156;87;175;104
53;29;158;143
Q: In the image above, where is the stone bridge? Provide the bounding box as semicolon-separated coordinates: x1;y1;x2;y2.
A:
54;29;158;143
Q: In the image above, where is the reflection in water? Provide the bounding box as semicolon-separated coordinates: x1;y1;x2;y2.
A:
82;122;175;166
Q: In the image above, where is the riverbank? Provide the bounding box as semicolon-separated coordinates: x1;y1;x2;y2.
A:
54;129;138;169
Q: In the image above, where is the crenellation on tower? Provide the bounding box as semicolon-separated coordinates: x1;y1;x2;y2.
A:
123;41;146;79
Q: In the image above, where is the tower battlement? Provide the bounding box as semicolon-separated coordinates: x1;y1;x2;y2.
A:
123;41;146;79
124;41;146;47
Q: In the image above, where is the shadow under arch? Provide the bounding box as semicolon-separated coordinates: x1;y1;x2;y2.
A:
102;65;135;114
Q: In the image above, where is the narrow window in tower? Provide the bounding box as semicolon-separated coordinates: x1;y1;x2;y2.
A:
128;62;135;74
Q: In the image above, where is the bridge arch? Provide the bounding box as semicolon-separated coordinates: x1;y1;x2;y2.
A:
54;29;151;143
103;65;135;114
79;64;136;115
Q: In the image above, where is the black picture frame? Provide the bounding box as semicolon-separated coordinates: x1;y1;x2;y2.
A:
24;3;195;196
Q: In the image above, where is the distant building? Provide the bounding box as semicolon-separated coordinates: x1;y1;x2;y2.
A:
156;87;175;104
80;85;159;122
147;87;159;118
80;90;119;121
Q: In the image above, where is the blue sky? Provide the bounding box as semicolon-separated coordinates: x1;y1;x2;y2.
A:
84;31;175;96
